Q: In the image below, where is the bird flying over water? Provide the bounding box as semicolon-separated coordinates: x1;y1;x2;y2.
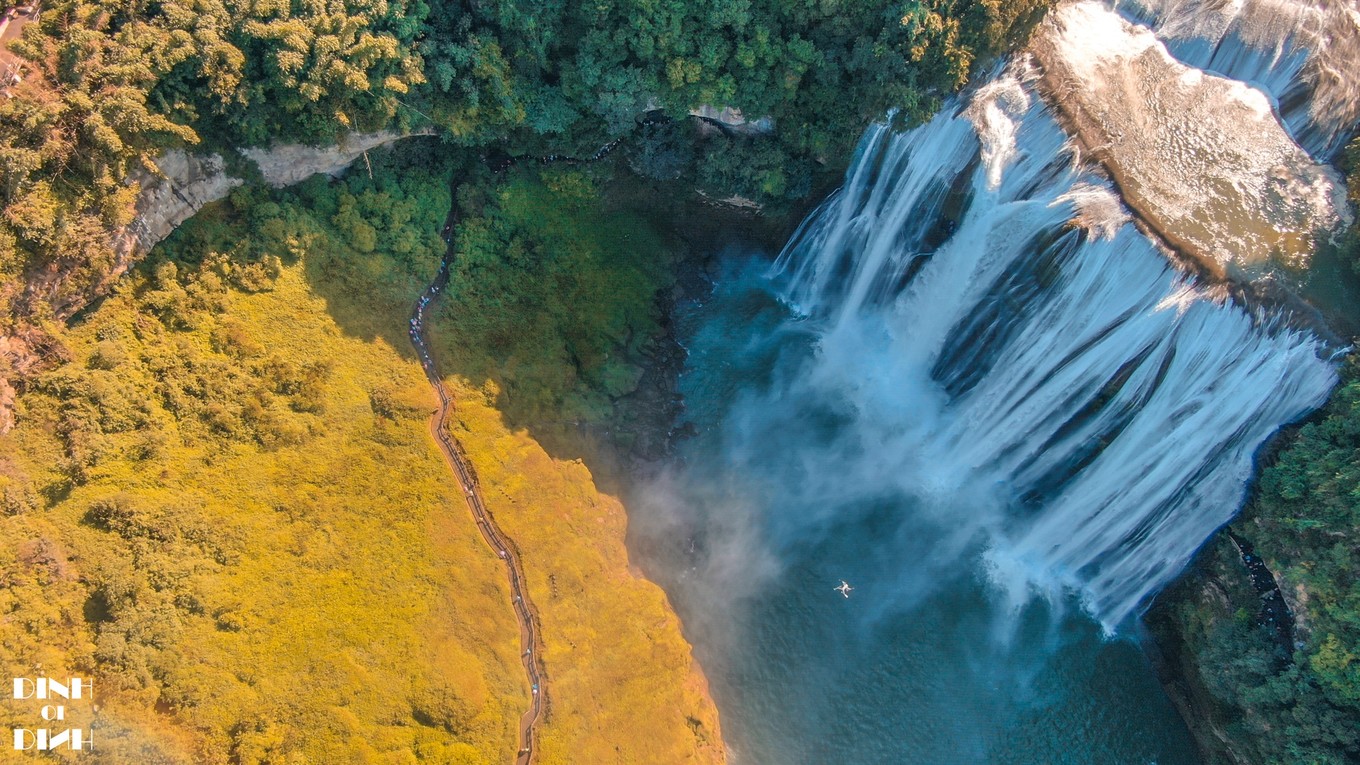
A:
835;580;853;598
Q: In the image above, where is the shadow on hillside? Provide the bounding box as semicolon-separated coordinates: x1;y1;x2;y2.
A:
299;141;822;494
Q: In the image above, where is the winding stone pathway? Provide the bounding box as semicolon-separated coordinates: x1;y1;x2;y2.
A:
409;250;545;765
409;125;652;763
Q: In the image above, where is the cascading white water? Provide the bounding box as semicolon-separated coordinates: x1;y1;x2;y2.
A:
771;58;1339;629
621;5;1350;761
1115;0;1360;158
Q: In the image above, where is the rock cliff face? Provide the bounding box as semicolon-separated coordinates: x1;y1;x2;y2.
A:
119;130;435;261
0;130;427;433
242;128;434;187
1145;527;1311;765
689;105;775;135
111;130;434;269
108;151;244;294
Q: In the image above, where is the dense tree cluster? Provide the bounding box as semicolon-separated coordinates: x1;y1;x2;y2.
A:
439;166;671;426
420;0;1047;152
0;0;1047;333
0;3;197;323
0;0;432;323
1155;354;1360;765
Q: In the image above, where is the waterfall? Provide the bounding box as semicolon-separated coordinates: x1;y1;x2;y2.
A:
769;58;1339;629
1115;0;1360;158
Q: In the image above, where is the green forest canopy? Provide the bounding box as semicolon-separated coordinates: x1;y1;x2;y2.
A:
1;0;1359;761
0;0;1048;328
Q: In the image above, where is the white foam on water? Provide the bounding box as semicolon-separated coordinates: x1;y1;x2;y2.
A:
771;64;1338;630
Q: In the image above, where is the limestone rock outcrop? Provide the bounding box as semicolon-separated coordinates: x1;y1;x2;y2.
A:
0;131;428;433
243;128;434;188
1032;2;1350;278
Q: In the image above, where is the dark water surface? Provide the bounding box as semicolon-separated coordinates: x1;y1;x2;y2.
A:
628;258;1202;765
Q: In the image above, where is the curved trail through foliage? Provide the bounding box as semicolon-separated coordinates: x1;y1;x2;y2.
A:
410;256;545;764
409;134;635;764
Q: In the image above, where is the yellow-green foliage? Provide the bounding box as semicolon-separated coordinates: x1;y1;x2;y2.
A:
0;147;727;763
0;264;524;763
447;380;725;765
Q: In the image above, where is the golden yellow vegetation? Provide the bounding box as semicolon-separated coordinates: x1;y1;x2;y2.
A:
445;380;725;765
0;156;726;762
1;266;524;763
